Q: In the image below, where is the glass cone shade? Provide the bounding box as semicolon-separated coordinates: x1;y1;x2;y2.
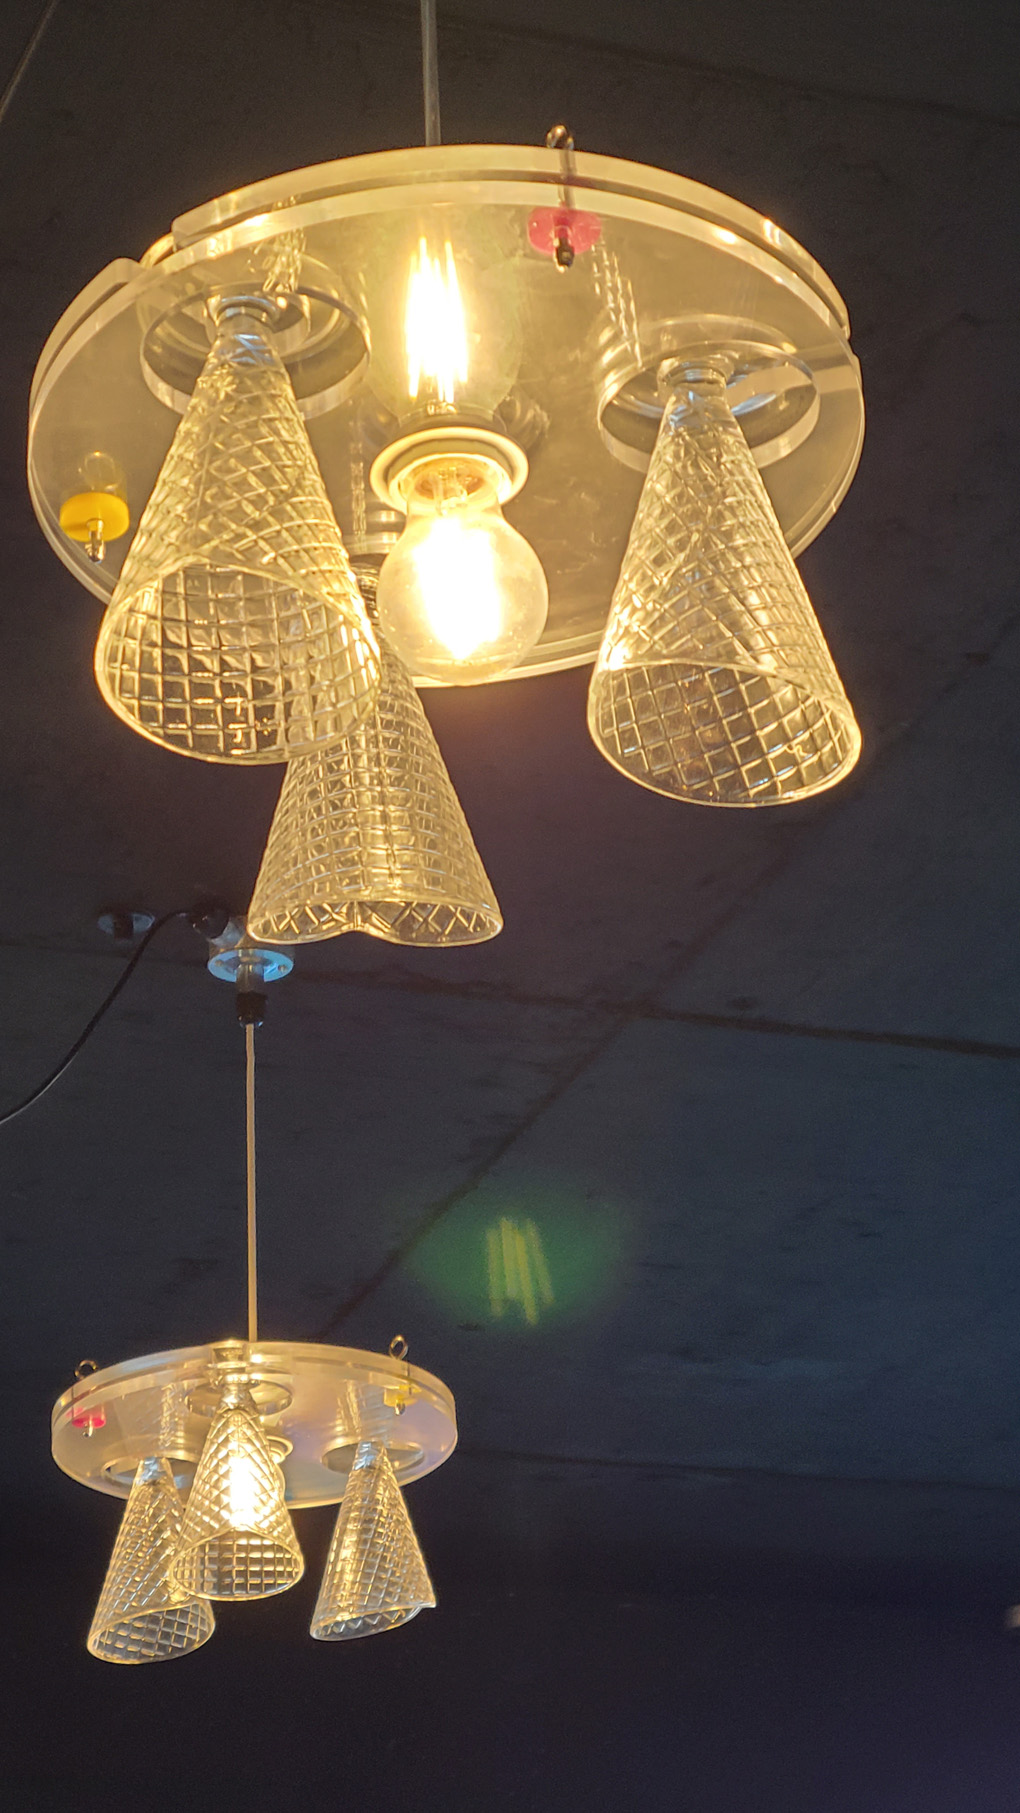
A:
310;1440;435;1641
588;365;861;805
95;310;380;762
87;1456;214;1665
169;1385;303;1599
246;635;502;946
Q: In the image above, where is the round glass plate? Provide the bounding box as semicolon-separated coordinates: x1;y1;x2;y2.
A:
52;1340;457;1505
29;144;863;682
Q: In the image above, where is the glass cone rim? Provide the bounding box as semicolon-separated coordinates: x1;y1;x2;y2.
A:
87;1601;216;1664
588;670;862;805
592;650;857;711
97;553;370;610
310;1601;433;1642
169;1552;303;1601
246;898;503;946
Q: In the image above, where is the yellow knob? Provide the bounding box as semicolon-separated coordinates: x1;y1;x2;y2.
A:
59;490;130;543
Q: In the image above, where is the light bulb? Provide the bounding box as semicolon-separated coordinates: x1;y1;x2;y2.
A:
357;216;523;422
225;1444;263;1529
376;458;548;684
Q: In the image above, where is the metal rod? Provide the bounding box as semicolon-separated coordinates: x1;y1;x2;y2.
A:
245;1022;258;1345
420;0;441;145
0;0;60;133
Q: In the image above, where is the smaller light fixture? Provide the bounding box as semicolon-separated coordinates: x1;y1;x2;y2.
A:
311;1439;435;1641
170;1367;304;1601
50;920;457;1661
373;433;548;685
87;1455;214;1665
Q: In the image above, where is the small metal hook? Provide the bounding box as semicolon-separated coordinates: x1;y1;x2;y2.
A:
385;1335;413;1414
545;126;578;271
71;1360;104;1437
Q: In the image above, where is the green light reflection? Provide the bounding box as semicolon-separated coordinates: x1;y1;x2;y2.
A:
409;1178;622;1331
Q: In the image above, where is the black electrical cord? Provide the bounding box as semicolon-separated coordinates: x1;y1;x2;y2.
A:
0;901;231;1128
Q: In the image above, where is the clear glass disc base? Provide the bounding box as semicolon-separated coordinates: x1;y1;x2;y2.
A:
29;144;863;683
52;1341;457;1505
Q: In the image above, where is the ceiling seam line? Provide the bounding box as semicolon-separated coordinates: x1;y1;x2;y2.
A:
374;0;1020;135
1;939;1015;1062
455;1444;1020;1500
621;1008;1020;1062
641;602;1020;1010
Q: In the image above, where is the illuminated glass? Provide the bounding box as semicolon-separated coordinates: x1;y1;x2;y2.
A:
95;309;379;762
405;239;469;406
362;216;523;423
310;1441;435;1641
87;1456;214;1665
246;635;501;946
170;1383;303;1600
588;364;861;804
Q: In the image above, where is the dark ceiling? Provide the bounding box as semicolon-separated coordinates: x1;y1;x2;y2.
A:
447;0;1020;117
1;2;1020;1808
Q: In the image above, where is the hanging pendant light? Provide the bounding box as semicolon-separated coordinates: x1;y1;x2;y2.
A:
87;1455;215;1665
246;580;501;946
587;361;861;805
170;1373;304;1601
33;0;869;862
311;1439;436;1641
94;296;380;763
35;0;874;1660
49;915;457;1661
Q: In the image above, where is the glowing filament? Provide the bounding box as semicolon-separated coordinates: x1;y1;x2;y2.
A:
225;1442;263;1529
405;239;469;406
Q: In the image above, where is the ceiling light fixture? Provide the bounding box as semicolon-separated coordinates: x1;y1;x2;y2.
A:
48;934;457;1663
16;0;871;1662
27;0;866;946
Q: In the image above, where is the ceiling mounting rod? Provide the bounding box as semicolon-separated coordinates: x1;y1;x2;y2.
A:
420;0;441;146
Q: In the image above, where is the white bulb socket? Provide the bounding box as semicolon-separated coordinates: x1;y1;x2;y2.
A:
369;424;529;512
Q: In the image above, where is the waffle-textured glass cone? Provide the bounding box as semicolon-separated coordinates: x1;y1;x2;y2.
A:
94;316;380;762
169;1387;303;1600
246;641;502;945
588;368;861;805
87;1456;215;1665
310;1441;435;1641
